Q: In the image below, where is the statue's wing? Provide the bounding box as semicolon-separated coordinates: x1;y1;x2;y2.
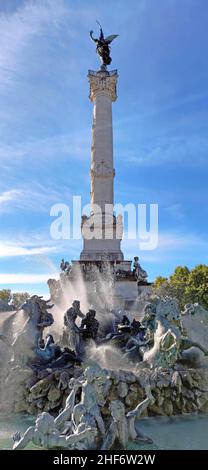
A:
105;34;119;44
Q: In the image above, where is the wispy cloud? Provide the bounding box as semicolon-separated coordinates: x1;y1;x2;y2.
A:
0;229;82;260
0;180;79;214
119;134;208;168
0;0;69;89
0;189;22;205
0;227;60;258
0;242;57;258
115;91;208;128
0;131;90;169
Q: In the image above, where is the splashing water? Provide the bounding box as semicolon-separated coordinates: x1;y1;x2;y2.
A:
88;342;138;371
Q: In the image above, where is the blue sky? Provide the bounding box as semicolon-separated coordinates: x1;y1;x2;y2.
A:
0;0;208;296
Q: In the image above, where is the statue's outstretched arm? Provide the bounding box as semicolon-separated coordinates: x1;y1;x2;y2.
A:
13;426;34;450
78;310;85;319
90;31;98;43
126;389;154;420
126;396;150;420
54;389;76;429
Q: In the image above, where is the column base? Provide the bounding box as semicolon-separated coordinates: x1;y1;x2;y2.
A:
80;249;124;262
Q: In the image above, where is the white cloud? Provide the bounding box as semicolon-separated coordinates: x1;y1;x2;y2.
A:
0;273;58;284
0;131;90;166
0;243;57;257
0;189;22;205
0;231;83;273
0;180;78;214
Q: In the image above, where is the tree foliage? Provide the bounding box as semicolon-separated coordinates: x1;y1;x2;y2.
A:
0;289;12;304
185;264;208;308
0;290;30;310
153;264;208;310
12;292;30;309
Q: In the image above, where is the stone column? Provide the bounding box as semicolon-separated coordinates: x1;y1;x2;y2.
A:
89;69;117;214
80;69;123;262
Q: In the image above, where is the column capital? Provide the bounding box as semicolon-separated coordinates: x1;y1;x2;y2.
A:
88;69;118;102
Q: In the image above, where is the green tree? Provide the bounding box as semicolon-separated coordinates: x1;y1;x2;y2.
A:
153;265;208;310
169;266;190;308
185;264;208;309
0;289;12;304
153;276;168;288
152;276;174;299
170;266;190;285
12;292;30;309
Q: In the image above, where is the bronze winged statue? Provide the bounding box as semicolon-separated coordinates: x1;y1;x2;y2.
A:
90;22;118;69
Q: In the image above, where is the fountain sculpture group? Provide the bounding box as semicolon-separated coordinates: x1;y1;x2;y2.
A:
0;263;208;450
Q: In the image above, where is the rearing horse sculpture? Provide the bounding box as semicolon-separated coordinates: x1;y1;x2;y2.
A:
142;297;208;368
12;296;54;365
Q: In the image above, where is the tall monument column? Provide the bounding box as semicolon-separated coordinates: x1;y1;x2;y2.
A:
89;70;116;213
80;69;124;262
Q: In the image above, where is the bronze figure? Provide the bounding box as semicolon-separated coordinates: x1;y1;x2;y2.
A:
90;22;118;69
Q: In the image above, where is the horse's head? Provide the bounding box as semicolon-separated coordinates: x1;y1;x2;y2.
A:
21;299;32;313
21;295;41;317
156;297;181;325
143;302;156;323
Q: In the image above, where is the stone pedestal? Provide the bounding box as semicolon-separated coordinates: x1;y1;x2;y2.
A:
80;69;123;262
